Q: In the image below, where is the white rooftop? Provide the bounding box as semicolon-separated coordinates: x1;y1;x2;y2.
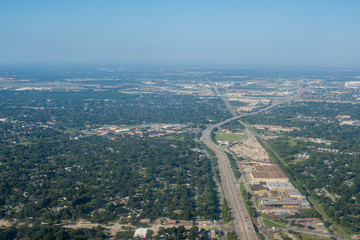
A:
286;189;303;197
134;228;148;238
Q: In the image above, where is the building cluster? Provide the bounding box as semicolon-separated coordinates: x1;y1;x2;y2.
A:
248;165;310;211
345;81;360;88
340;119;360;126
253;124;299;132
83;124;187;138
295;137;333;146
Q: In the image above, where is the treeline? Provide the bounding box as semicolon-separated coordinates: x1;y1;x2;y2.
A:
284;149;360;231
267;140;360;231
251;102;360;232
0;224;107;240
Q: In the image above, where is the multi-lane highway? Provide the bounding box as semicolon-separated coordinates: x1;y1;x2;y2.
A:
201;124;258;240
200;91;284;239
201;81;308;239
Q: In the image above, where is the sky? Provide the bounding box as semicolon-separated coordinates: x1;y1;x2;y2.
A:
0;0;359;67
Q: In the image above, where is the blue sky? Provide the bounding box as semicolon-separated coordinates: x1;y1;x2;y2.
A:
0;0;359;67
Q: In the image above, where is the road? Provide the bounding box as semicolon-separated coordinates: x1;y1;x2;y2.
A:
201;126;258;240
206;79;237;117
201;81;308;239
200;101;283;240
275;228;351;240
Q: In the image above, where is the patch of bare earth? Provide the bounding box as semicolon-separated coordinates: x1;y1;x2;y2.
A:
0;219;12;227
230;136;271;163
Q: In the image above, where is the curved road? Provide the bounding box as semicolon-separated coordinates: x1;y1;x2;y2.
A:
201;124;258;240
200;105;277;240
201;83;307;239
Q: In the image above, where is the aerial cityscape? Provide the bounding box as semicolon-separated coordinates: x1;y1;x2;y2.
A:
1;1;360;240
1;66;360;239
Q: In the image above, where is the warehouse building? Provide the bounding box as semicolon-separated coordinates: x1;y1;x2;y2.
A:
267;181;294;191
286;189;303;199
261;197;310;209
249;165;289;183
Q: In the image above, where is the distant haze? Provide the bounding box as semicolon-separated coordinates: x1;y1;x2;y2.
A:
1;0;359;67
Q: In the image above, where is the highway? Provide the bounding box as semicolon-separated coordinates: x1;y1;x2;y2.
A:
200;103;281;239
206;79;237;117
201;125;258;240
201;81;308;239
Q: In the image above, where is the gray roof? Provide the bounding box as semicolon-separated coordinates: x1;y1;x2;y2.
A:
267;181;295;189
261;197;309;206
286;189;303;197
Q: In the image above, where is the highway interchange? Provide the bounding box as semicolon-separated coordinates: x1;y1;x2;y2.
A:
200;82;313;240
201;79;356;240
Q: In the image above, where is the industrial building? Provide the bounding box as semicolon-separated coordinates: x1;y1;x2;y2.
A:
266;182;304;199
267;181;295;191
248;166;311;210
286;189;303;199
261;197;310;209
249;165;289;183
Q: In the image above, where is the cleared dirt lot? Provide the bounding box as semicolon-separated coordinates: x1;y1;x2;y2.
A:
230;136;271;163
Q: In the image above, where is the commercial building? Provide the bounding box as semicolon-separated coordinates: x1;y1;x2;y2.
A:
267;182;304;199
267;182;295;191
261;197;310;209
249;165;289;183
286;189;303;199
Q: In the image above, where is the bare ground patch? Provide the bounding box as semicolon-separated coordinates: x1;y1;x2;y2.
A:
230;136;271;163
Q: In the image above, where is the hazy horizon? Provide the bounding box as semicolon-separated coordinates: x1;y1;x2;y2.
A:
1;1;359;67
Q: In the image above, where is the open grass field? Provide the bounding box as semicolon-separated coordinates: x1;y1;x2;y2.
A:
301;234;330;240
215;133;247;142
263;219;287;228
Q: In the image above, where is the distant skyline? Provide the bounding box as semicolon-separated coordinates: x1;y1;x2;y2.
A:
1;0;359;67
